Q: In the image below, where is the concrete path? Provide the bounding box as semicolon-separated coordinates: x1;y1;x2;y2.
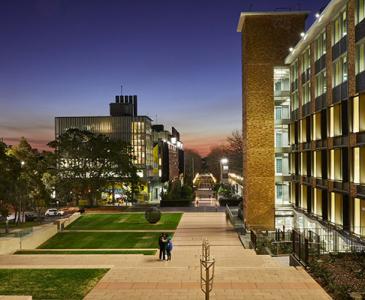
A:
85;212;330;299
0;212;330;299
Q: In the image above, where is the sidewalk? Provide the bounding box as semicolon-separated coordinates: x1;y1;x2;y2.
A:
0;212;330;299
85;212;330;299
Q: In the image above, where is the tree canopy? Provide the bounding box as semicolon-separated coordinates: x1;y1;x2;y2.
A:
48;128;140;206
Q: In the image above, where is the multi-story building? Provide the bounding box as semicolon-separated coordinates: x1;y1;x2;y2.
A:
285;0;365;237
55;93;184;203
150;124;184;201
238;1;365;239
237;12;307;230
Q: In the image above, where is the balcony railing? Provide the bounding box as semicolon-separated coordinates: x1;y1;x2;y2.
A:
357;132;365;144
356;184;365;196
332;180;349;192
316;178;327;188
315;94;326;111
315;139;327;149
333;135;348;147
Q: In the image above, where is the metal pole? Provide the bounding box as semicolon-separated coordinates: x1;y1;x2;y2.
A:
205;263;209;300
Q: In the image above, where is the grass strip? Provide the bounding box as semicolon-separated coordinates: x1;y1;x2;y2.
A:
15;249;156;255
38;231;173;249
66;213;182;230
0;268;108;300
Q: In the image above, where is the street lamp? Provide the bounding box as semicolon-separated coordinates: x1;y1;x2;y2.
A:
220;158;228;165
220;158;229;184
21;161;25;166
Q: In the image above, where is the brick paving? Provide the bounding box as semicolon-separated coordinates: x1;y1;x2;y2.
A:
0;212;331;299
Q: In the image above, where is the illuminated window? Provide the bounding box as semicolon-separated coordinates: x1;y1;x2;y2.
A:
313;151;322;178
356;0;365;24
313;188;323;216
291;91;299;110
299;118;307;143
329;148;342;181
332;10;347;45
291;61;298;83
330;192;343;225
300;152;307;176
301;48;311;73
289;123;295;145
275;126;289;148
274;68;290;93
275;106;289;121
300;185;308;210
353;147;365;184
315;31;326;60
332;55;348;87
353;95;365;132
356;42;365;74
329;104;342;137
302;82;311;105
354;198;365;236
276;158;282;174
315;71;327;97
312;112;321;141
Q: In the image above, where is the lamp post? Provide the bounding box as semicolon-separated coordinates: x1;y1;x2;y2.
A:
220;158;229;184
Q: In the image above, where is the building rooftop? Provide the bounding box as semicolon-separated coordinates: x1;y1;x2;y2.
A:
55;115;153;121
285;0;347;64
237;11;309;33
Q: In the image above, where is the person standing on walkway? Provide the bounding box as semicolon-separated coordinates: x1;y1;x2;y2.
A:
158;233;167;260
166;237;173;261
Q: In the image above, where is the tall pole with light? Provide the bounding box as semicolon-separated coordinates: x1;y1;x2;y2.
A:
220;158;229;184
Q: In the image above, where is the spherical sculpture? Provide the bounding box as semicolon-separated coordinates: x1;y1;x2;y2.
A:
145;207;161;224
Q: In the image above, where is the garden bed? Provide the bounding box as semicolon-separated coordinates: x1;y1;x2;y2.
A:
308;252;365;300
160;200;192;207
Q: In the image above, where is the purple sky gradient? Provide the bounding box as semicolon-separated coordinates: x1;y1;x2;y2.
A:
0;0;329;155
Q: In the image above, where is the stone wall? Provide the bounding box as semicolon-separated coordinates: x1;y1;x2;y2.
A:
0;212;81;254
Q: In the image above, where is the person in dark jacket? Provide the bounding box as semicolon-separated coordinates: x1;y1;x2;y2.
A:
158;233;167;260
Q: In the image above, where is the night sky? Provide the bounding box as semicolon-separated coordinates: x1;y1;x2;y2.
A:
0;0;329;155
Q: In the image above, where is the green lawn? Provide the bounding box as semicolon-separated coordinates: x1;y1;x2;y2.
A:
15;249;156;255
0;268;108;300
38;232;170;249
66;213;182;230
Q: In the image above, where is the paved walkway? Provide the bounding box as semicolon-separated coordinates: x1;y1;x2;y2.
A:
0;213;330;299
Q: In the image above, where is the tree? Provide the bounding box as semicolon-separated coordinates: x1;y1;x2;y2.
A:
8;138;51;222
204;130;243;183
0;140;20;231
184;149;202;185
224;130;243;175
204;146;225;182
48;128;140;206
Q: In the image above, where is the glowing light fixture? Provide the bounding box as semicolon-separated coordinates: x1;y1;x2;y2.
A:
220;158;228;164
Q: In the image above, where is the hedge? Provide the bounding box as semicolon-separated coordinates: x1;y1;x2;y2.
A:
160;200;193;207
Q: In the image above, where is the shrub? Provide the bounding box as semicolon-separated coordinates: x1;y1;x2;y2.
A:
145;207;161;224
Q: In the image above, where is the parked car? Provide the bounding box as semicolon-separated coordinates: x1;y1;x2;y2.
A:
25;211;38;222
78;207;85;214
45;209;64;217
